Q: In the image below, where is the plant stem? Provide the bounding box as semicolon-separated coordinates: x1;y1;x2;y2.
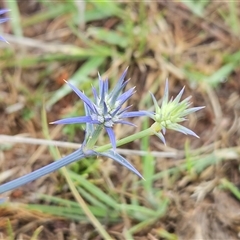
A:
0;127;155;194
85;125;103;149
96;127;154;152
0;149;85;194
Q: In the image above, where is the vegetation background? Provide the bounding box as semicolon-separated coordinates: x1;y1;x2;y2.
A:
0;1;240;239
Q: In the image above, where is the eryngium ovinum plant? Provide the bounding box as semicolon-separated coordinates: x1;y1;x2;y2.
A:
0;68;204;196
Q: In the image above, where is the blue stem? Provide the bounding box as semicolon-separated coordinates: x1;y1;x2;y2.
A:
0;149;85;194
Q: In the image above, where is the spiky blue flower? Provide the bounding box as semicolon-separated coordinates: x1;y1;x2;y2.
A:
51;68;148;149
149;80;205;144
0;69;147;195
0;9;10;42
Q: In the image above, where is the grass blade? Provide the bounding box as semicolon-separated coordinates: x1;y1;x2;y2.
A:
46;56;105;109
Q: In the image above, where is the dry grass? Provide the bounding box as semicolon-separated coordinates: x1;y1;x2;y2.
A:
1;1;240;239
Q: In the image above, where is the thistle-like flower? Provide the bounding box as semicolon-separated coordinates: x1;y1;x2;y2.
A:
0;73;205;195
51;68;147;149
0;69;146;195
149;80;204;144
0;9;10;42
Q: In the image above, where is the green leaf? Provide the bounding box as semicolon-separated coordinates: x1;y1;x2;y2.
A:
90;1;126;19
204;62;235;87
184;62;236;87
68;170;119;209
6;0;23;37
88;27;129;48
180;0;209;17
27;204;119;220
120;204;157;220
22;4;74;27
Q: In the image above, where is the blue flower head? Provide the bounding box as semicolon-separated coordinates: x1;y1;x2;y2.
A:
51;68;147;149
0;9;10;42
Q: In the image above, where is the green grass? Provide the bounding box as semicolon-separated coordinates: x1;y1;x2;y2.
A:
23;104;170;237
6;0;23;37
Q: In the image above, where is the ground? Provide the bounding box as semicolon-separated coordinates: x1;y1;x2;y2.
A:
0;1;240;240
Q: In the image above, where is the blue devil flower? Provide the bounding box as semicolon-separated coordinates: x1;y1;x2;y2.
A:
0;69;145;194
50;68;147;149
0;9;10;42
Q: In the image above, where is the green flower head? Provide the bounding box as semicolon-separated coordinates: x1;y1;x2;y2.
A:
149;80;205;144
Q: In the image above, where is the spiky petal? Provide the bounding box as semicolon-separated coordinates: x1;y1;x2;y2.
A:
98;149;143;179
